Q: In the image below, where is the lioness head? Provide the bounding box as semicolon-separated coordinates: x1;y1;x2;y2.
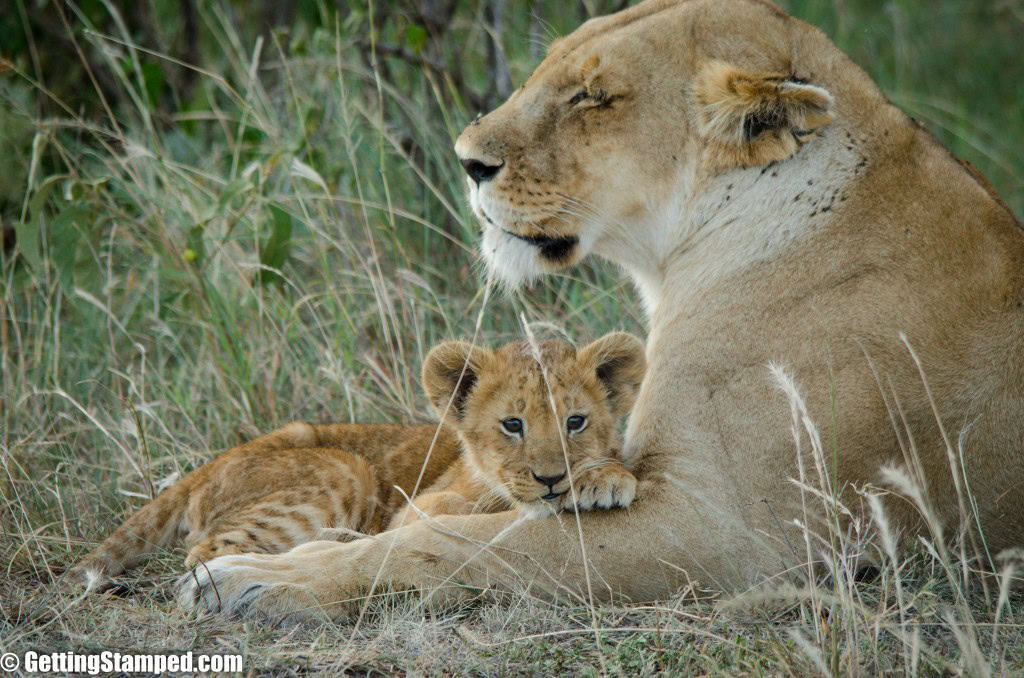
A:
422;332;645;515
454;0;836;288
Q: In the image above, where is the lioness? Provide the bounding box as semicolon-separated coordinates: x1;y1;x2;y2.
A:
180;0;1024;620
74;333;643;591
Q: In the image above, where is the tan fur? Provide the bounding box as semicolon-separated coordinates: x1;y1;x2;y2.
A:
73;334;643;591
178;0;1024;622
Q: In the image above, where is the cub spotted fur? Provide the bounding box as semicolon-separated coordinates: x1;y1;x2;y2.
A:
73;332;644;590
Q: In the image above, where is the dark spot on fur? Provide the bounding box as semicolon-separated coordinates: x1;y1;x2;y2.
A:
807;179;814;186
414;550;442;566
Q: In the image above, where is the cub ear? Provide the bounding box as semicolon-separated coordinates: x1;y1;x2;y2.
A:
422;341;492;422
577;332;647;417
695;61;834;168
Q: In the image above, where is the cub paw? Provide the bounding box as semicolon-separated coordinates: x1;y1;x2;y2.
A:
560;463;637;512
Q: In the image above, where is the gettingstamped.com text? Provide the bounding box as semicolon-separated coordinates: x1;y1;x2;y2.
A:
2;651;242;674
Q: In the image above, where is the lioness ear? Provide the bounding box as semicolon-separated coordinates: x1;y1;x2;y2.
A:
422;341;491;422
695;61;834;167
578;332;647;417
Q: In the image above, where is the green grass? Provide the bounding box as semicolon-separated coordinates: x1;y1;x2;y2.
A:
2;0;1023;674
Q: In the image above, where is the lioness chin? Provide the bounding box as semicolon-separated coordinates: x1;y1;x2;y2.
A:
180;0;1024;622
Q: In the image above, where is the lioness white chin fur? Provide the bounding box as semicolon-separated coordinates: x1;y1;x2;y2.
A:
178;0;1024;621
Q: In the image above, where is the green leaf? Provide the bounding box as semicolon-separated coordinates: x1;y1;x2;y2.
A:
49;203;90;292
406;24;428;54
17;174;67;271
202;172;257;222
141;60;165;109
259;203;294;286
186;224;206;268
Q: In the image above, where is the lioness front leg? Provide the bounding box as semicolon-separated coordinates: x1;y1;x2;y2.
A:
176;479;764;623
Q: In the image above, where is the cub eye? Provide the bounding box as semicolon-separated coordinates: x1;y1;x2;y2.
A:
566;415;587;433
568;90;588;106
501;418;524;435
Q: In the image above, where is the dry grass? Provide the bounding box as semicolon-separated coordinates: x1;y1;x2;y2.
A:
2;1;1023;675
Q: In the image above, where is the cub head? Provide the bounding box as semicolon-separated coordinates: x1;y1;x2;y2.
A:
422;332;645;516
454;0;835;288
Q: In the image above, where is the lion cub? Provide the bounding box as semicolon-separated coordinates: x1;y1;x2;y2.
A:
72;332;645;591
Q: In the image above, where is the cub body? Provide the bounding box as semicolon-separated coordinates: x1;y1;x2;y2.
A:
73;333;644;590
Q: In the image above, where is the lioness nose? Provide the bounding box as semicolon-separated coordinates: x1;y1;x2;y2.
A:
461;158;503;185
532;471;566;488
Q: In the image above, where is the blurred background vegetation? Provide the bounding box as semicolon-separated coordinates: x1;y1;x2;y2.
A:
2;1;1023;671
1;0;1021;478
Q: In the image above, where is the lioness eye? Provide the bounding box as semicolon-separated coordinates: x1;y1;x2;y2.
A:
501;418;524;435
568;90;588;106
566;415;587;432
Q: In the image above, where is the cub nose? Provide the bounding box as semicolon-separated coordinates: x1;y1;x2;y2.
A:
532;471;566;488
460;158;503;185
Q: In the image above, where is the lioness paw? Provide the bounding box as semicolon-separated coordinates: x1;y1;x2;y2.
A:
176;546;359;624
561;463;637;512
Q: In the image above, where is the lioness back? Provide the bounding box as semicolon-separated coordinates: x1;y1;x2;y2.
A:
72;332;645;591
